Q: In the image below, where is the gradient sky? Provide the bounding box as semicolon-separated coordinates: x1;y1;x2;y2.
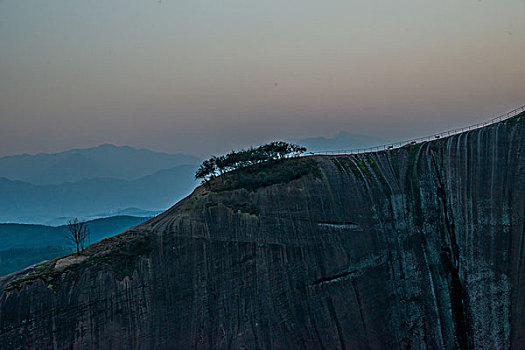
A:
1;0;524;157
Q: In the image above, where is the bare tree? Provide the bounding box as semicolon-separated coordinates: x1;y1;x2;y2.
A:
66;218;90;255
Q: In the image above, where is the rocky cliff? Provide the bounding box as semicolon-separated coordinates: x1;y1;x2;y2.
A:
1;113;524;349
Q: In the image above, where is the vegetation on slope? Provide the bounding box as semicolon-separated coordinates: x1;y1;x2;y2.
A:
6;231;152;291
0;215;148;277
195;141;306;183
208;157;321;192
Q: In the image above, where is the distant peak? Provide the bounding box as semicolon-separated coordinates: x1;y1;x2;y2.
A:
96;143;120;149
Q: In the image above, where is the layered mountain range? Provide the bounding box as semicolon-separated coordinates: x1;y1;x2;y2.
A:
1;113;524;349
0;144;200;224
0;144;200;185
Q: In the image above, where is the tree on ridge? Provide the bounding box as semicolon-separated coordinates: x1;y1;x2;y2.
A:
195;141;307;183
65;218;90;255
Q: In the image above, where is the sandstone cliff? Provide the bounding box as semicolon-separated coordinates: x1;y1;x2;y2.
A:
1;113;524;349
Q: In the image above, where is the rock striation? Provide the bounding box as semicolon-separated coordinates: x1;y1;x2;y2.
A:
1;112;524;349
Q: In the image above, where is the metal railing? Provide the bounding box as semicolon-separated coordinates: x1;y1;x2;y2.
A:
307;104;525;156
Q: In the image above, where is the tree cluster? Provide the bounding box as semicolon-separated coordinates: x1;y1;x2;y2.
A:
195;141;306;183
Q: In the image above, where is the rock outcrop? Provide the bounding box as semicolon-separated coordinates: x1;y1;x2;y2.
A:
1;113;524;349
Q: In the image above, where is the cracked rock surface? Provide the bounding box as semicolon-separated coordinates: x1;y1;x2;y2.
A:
1;113;524;349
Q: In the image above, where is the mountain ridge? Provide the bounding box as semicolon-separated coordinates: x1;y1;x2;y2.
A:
0;144;200;185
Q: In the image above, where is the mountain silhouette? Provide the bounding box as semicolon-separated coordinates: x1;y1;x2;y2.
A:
0;144;200;185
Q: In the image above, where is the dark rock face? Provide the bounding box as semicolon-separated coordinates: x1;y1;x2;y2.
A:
1;114;524;349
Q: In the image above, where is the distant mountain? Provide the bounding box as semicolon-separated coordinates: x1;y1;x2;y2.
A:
42;207;163;226
0;164;199;224
103;207;162;218
0;215;147;276
293;131;388;153
0;144;200;185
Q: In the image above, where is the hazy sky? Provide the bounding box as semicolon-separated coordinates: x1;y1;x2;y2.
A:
1;0;524;157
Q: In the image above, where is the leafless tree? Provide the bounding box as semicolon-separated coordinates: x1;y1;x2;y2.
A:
66;218;90;255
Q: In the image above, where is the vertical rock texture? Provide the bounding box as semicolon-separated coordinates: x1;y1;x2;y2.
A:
1;113;524;349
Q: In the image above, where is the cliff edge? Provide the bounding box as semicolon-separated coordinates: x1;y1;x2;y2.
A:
1;112;524;349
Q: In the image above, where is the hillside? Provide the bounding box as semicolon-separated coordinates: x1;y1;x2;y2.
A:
1;112;524;349
0;216;147;276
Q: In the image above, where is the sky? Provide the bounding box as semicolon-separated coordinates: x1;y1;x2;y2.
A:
1;0;524;157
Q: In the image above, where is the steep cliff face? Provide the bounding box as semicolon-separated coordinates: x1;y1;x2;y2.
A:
1;113;524;349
